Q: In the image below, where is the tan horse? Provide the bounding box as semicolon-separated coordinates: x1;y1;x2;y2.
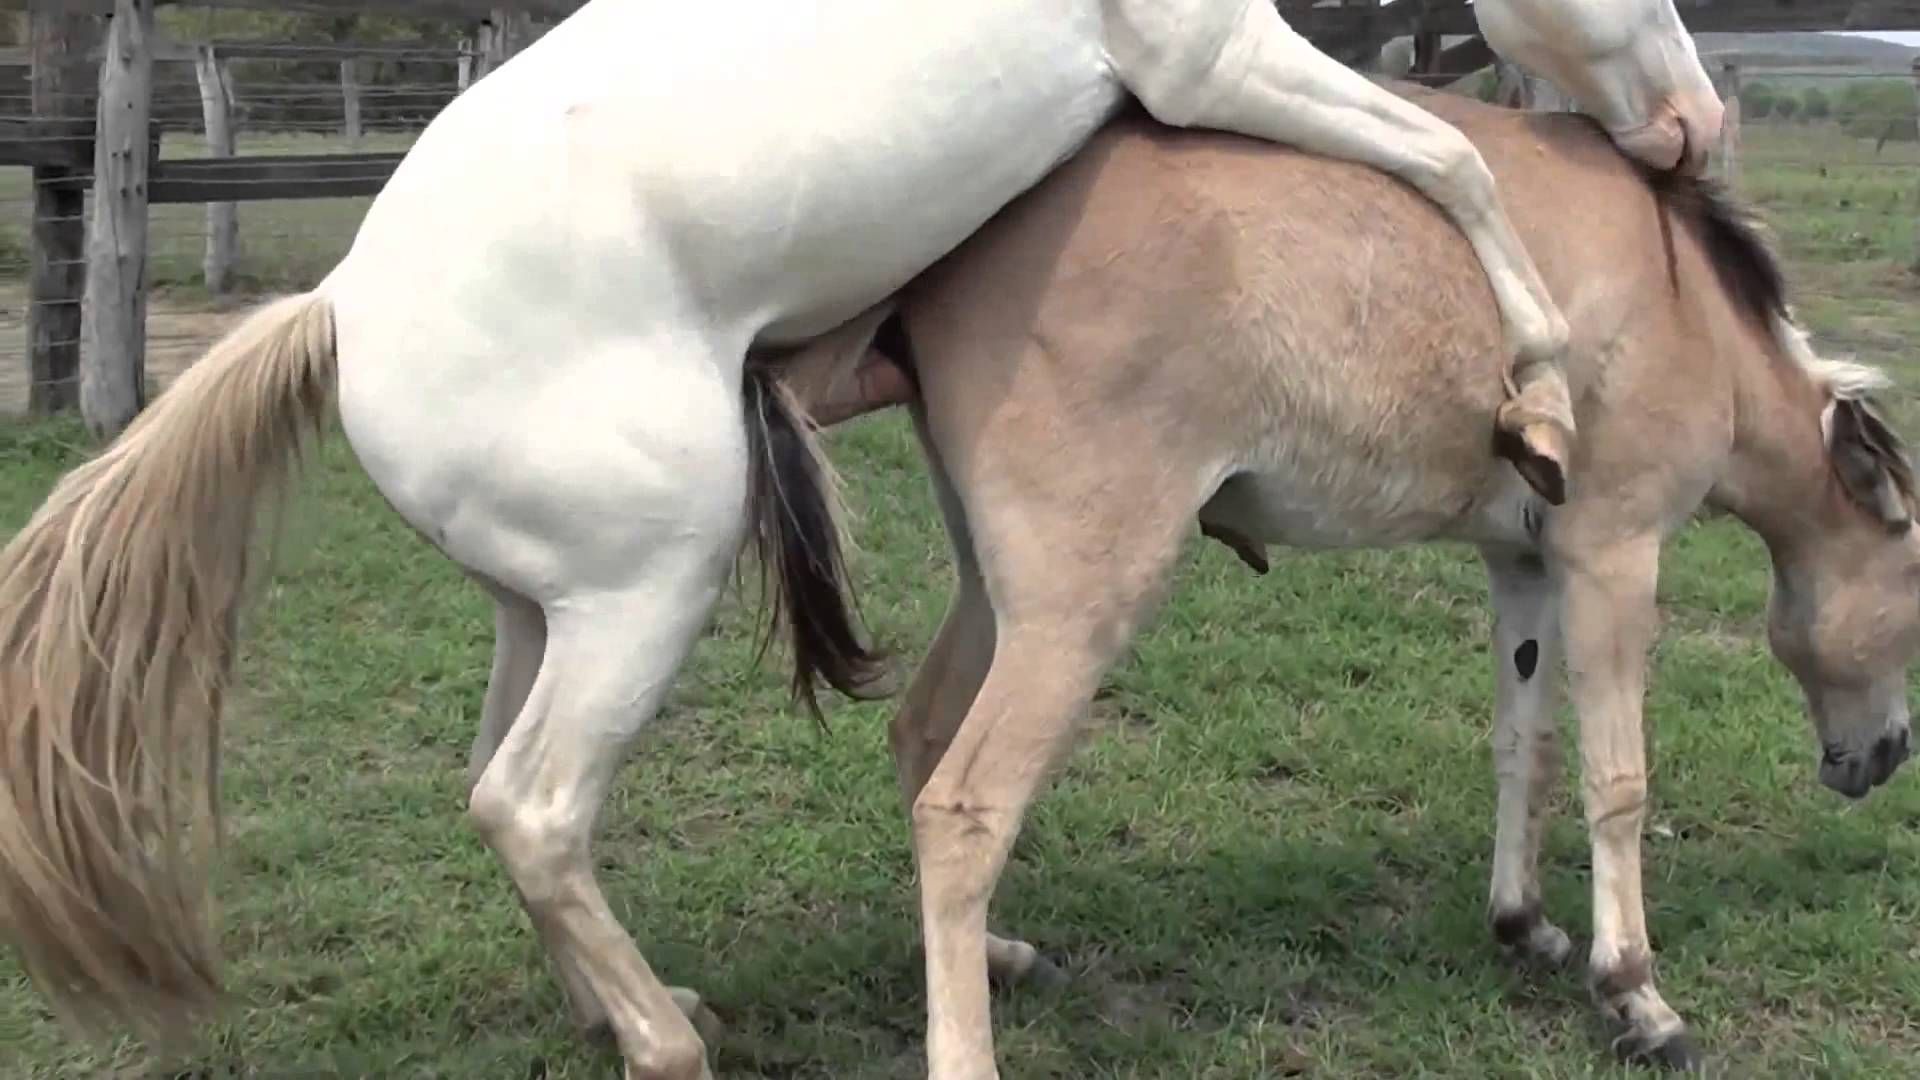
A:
785;86;1919;1074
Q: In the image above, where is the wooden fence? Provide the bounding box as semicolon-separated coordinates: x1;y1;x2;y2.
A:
7;0;550;433
14;0;1920;434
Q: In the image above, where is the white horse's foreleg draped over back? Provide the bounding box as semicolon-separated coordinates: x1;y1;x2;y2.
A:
1103;0;1577;500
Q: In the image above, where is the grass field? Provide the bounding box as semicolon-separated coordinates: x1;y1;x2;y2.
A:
4;118;1920;1077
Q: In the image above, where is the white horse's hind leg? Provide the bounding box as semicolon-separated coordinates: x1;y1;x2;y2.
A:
1479;547;1574;970
470;572;728;1080
467;591;547;794
448;340;750;1080
463;589;620;1037
1110;0;1576;502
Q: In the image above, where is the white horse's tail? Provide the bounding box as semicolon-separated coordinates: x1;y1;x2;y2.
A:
0;291;337;1044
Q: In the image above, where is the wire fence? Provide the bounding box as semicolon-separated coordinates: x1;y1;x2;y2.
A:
1723;70;1920;271
4;57;1920;417
0;33;465;415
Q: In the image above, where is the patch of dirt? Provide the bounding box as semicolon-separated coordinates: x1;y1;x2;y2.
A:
0;283;265;416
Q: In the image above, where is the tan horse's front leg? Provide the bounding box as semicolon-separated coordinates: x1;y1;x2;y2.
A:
1558;532;1699;1071
1104;0;1575;502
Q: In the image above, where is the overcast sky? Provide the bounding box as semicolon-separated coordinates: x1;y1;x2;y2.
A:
1847;31;1920;45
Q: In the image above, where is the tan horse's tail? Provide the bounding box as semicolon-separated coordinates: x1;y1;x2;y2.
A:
0;291;338;1042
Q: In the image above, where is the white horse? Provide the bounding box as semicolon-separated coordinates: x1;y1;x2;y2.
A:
0;1;1718;1077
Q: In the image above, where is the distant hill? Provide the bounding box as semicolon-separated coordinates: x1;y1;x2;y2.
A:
1693;32;1920;71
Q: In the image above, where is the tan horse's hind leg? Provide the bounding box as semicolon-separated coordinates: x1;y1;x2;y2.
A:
1479;547;1575;971
888;408;1071;991
906;425;1195;1079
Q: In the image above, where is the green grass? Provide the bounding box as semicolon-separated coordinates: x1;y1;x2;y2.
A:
4;124;1920;1078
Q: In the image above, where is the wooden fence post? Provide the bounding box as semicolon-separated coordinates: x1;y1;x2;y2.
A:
467;9;532;87
1910;58;1920;274
341;57;363;142
491;7;534;61
1716;61;1741;192
195;44;237;295
1494;58;1529;108
81;0;154;438
26;1;93;415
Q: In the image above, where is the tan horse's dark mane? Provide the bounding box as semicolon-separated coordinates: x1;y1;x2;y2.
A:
1643;166;1789;330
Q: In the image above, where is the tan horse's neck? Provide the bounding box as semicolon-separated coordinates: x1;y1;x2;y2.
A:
1712;313;1882;555
1720;320;1835;541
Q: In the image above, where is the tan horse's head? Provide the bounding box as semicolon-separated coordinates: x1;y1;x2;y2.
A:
1471;0;1724;175
1765;384;1919;799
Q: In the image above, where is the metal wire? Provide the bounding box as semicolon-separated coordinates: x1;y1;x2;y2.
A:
0;10;471;415
4;37;1918;416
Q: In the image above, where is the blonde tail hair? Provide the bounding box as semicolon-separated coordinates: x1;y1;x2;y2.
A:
0;291;338;1042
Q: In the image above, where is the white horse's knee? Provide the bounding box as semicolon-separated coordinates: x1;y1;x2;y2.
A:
1423;130;1498;221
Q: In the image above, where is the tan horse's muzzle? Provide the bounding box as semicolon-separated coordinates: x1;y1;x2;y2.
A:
1609;92;1725;177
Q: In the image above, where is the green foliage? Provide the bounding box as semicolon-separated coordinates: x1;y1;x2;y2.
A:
1742;79;1779;119
156;9;464;46
1801;86;1831;121
0;223;26;279
1473;69;1500;104
1836;78;1919;142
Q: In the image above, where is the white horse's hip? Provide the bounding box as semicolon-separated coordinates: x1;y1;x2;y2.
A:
314;0;1140;597
328;274;754;604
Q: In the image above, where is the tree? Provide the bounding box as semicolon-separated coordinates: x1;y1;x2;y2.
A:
1742;81;1777;119
1773;94;1801;121
1802;86;1831;121
1838;79;1918;142
1474;69;1500;103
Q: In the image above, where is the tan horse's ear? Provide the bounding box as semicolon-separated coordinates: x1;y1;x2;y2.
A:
1826;398;1915;530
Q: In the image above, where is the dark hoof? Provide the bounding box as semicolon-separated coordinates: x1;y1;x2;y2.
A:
578;1018;617;1047
686;1001;725;1046
1614;1029;1703;1072
1490;905;1574;973
1022;953;1073;992
1504;937;1575;976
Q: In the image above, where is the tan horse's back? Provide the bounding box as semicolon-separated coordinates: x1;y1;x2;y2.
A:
904;87;1697;547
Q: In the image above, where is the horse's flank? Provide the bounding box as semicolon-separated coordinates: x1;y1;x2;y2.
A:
851;83;1917;1075
881;85;1884;555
